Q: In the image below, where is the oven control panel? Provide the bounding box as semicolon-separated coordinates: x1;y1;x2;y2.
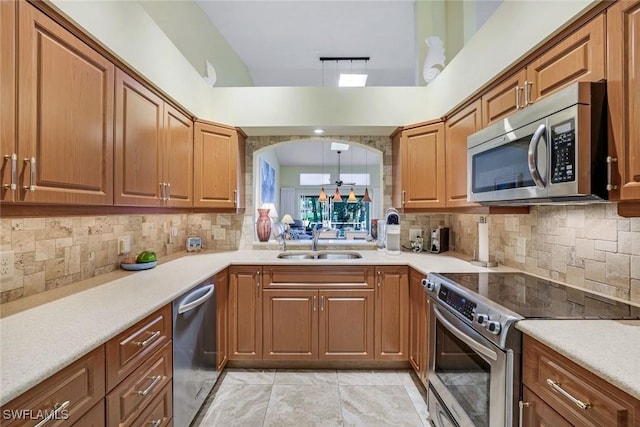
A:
438;285;476;321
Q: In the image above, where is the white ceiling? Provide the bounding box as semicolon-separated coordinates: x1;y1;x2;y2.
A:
196;0;418;87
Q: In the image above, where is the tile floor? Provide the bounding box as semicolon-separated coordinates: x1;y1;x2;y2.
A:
193;369;430;426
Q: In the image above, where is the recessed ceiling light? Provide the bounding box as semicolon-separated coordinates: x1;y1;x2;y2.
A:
314;129;324;134
339;73;368;87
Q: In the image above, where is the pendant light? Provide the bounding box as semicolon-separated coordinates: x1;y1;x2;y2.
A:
362;146;373;203
346;149;357;203
333;187;342;202
318;142;327;201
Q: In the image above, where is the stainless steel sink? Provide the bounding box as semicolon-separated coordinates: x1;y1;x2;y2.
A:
277;251;362;260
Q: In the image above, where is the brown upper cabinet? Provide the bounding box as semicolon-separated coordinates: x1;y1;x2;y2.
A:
194;121;245;210
482;14;605;126
1;2;114;205
607;0;640;202
392;121;446;210
114;69;193;207
445;100;482;208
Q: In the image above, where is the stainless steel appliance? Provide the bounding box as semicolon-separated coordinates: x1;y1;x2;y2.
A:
467;82;609;205
430;227;449;253
173;278;218;427
423;272;640;427
385;207;401;255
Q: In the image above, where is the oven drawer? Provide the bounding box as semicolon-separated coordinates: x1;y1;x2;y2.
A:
523;335;640;427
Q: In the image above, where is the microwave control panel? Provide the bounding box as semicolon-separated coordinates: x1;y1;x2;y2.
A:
550;119;576;183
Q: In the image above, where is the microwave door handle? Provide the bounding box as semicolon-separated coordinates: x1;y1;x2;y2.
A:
528;124;547;189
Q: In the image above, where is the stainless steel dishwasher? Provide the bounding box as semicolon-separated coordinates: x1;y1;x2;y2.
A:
173;277;217;427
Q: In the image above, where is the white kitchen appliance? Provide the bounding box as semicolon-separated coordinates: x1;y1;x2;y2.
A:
384;208;401;255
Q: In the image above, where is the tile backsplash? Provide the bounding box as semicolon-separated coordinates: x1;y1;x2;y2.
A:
0;213;243;304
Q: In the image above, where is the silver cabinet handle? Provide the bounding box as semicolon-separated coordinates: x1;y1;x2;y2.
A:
233;189;237;205
401;190;406;205
137;375;162;396
256;270;261;289
606;156;618;191
4;154;17;190
546;378;591;410
33;400;70;427
134;330;161;347
528;124;547;190
377;271;382;295
166;182;171;201
515;86;521;110
24;157;36;192
524;80;533;106
518;401;530;427
313;295;317;311
149;419;162;427
320;295;324;311
159;182;165;201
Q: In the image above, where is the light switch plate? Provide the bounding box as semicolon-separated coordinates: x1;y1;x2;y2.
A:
118;236;131;255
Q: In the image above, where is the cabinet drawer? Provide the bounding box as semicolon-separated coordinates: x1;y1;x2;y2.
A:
1;346;105;426
106;342;172;427
263;265;375;289
523;335;640;427
73;400;105;427
130;382;172;427
106;305;171;391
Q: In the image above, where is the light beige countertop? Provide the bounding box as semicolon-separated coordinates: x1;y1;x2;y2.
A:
0;249;498;406
516;319;640;400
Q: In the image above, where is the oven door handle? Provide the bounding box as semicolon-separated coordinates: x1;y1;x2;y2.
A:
528;124;547;190
433;305;498;361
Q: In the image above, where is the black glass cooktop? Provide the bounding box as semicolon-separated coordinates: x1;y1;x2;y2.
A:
439;272;640;319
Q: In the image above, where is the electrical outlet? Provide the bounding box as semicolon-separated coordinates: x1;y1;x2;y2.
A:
1;251;15;280
409;228;422;241
117;236;131;255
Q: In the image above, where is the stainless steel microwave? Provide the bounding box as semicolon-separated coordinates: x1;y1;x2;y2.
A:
467;82;609;205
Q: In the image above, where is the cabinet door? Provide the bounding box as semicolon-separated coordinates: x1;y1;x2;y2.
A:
17;3;114;205
1;0;16;202
374;266;409;360
216;269;229;371
194;122;241;209
319;289;374;360
607;0;640;201
163;104;193;207
114;69;163;206
526;14;605;104
229;266;262;360
409;269;428;386
263;289;318;360
397;122;446;209
522;386;572;427
481;69;527;127
445;100;482;207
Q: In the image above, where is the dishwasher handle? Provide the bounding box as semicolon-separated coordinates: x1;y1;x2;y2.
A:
178;284;215;315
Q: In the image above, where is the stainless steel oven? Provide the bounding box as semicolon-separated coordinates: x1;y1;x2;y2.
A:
426;280;520;427
423;272;640;427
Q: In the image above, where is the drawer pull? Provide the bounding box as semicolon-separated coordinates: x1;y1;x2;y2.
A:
33;400;70;427
546;378;591;410
137;375;163;396
134;330;161;347
4;153;17;191
149;419;162;427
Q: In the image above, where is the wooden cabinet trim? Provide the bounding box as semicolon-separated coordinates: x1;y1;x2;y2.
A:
263;265;375;289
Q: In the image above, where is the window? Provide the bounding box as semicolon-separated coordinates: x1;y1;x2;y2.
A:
299;173;331;186
299;194;371;237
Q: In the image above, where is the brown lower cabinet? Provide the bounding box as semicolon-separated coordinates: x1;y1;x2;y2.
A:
408;268;429;386
216;269;229;371
374;266;409;360
0;346;106;426
228;266;263;360
522;334;640;427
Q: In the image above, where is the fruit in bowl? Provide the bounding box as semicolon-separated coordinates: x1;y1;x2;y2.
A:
121;256;136;264
136;250;157;263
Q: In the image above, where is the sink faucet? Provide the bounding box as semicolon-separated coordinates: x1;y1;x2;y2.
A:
312;225;330;251
277;231;288;251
